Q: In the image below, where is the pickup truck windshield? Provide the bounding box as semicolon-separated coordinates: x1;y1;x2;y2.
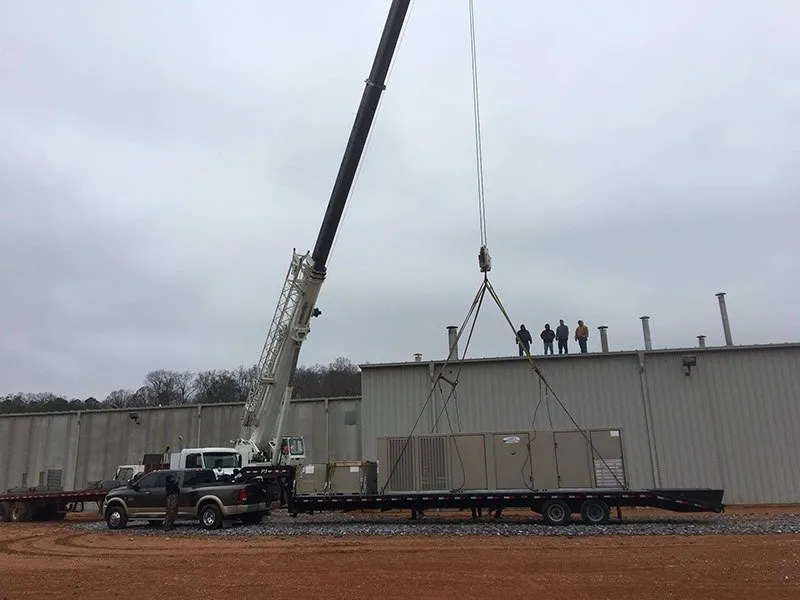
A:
203;453;241;469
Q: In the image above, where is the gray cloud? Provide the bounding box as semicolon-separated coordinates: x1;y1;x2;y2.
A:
1;0;799;398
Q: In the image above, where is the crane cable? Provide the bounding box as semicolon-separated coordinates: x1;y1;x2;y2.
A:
469;0;488;248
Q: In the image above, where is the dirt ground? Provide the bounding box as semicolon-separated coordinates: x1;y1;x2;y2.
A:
0;507;798;600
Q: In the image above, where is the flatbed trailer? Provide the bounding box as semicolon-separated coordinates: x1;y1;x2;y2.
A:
237;466;725;526
0;487;110;523
287;487;725;526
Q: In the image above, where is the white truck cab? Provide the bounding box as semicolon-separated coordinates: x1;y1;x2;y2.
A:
235;436;306;468
170;447;243;477
114;464;145;483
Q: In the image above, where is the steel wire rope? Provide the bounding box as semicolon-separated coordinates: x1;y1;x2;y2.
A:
328;0;417;265
429;282;488;492
468;0;488;248
483;279;627;489
378;279;488;495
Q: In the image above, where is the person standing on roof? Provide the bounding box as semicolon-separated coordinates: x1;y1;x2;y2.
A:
575;320;589;353
556;319;569;354
164;473;180;531
516;324;532;356
540;324;556;355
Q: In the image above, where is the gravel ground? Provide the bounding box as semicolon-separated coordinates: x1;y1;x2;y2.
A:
73;510;800;538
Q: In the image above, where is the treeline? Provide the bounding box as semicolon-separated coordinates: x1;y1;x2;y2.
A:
0;357;361;415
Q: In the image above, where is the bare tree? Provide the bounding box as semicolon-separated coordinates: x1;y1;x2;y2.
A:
174;371;194;405
144;369;181;406
104;389;135;408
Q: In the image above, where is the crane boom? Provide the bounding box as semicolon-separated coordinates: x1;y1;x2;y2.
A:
235;0;412;466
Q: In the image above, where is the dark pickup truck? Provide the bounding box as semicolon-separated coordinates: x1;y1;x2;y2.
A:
102;468;268;530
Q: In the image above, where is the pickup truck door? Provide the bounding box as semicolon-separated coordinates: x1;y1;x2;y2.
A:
178;470;217;516
136;471;168;516
122;472;163;517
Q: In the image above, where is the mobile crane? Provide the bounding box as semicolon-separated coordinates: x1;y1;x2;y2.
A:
228;0;413;470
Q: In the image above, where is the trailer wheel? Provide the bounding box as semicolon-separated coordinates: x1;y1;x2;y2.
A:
9;502;31;523
580;499;610;526
105;504;128;530
199;502;223;530
0;501;10;522
541;499;571;526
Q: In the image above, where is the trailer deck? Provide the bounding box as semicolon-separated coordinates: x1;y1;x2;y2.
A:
0;488;109;522
288;487;725;525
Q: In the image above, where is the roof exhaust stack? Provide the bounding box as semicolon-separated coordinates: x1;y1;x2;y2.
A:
447;325;459;361
716;292;733;346
697;335;706;348
414;353;422;362
640;316;653;350
598;326;609;353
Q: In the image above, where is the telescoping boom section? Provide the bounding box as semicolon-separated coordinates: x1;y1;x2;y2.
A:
234;0;413;468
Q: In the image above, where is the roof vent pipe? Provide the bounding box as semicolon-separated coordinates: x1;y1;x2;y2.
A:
697;335;706;348
414;353;422;362
715;292;733;346
447;326;459;361
640;316;653;351
598;326;609;353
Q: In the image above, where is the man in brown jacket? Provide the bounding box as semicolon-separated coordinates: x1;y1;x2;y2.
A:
575;320;589;353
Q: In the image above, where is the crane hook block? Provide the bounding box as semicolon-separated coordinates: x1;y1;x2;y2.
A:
478;245;492;273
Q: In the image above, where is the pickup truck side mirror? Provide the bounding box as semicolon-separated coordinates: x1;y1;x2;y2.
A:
128;481;139;490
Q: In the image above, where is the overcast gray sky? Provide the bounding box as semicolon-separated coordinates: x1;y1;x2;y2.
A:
1;0;798;399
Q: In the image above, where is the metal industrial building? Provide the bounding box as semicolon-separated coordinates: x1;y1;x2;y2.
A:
2;343;798;505
360;343;800;505
0;396;361;492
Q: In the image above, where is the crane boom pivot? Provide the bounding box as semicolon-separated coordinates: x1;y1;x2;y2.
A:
235;0;412;467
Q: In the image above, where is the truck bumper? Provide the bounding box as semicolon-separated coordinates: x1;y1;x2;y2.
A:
222;502;267;517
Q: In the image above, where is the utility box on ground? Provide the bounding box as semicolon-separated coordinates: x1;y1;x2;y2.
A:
377;428;626;493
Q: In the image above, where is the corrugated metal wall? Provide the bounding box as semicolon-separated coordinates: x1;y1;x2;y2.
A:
361;345;800;504
4;345;797;504
0;397;361;492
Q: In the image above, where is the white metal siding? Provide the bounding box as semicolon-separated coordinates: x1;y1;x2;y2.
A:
646;348;800;503
0;398;361;492
362;364;433;462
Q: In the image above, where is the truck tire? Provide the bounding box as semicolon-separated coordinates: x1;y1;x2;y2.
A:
0;501;10;522
9;501;31;523
105;504;128;530
540;499;571;526
199;502;223;530
580;499;610;525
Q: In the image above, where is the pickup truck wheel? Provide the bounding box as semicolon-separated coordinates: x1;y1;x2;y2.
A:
10;502;31;523
199;503;222;530
105;504;128;530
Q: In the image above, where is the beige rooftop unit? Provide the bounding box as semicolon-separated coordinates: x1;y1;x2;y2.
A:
376;428;626;493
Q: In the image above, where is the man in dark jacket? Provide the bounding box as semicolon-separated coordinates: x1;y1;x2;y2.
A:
164;473;180;531
516;325;532;356
556;319;569;354
540;324;556;355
